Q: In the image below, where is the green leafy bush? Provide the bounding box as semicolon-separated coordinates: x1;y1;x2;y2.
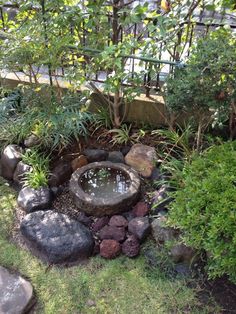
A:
165;29;236;132
168;141;236;282
21;149;50;189
0;87;93;151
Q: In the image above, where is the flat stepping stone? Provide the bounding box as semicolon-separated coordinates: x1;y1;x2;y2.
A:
20;210;94;264
0;266;33;314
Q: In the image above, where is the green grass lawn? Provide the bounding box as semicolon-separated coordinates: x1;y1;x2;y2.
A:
0;178;220;314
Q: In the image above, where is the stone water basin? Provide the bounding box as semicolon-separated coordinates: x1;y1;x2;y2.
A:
70;161;140;216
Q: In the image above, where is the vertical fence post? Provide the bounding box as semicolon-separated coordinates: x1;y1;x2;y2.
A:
41;0;53;86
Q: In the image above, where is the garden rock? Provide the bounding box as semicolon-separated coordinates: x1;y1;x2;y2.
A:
151;216;177;244
128;217;150;241
0;266;34;314
92;216;110;232
125;144;157;177
24;134;40;148
13;161;32;185
20;210;94;264
150;167;162;182
170;244;196;263
122;211;135;222
121;146;131;156
17;186;53;213
132;201;149;217
77;212;93;227
107;151;124;163
99;225;126;242
83;149;108;163
0;145;22;180
109;215;128;228
100;239;121;259
122;235;140;257
48;161;72;186
71;155;88;172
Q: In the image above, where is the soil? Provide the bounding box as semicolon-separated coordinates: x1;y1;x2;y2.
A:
202;277;236;313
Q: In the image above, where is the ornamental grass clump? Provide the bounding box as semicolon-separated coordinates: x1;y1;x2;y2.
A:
168;141;236;283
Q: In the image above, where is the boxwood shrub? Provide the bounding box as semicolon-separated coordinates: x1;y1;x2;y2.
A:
168;141;236;283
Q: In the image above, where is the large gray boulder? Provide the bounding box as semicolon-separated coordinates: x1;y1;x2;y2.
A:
0;145;22;180
17;186;53;213
20;210;95;264
0;266;34;314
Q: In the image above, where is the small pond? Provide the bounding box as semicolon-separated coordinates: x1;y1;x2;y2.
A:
70;161;140;216
80;167;131;199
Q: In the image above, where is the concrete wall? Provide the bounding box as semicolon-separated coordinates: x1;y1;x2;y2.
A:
1;76;186;127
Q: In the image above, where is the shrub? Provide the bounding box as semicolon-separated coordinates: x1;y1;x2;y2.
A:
168;141;236;283
165;29;236;136
0;87;93;151
21;149;50;189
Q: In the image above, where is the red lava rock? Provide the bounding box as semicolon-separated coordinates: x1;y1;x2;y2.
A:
109;215;128;228
99;225;126;242
132;202;149;217
100;240;121;259
92;216;109;232
128;217;151;242
122;235;140;258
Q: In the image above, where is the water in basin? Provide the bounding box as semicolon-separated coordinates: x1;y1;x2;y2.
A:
80;167;131;198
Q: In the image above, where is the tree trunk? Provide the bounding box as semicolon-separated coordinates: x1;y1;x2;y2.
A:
113;90;121;127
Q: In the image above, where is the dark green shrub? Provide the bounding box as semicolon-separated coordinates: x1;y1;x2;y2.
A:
165;29;236;132
168;141;236;283
0;87;93;151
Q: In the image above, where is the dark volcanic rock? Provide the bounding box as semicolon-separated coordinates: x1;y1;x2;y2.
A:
0;266;34;314
20;210;94;264
122;211;135;222
83;149;108;163
77;212;93;227
92;216;110;232
128;217;150;242
99;225;126;242
132;201;149;217
109;215;128;228
13;161;32;185
100;239;121;259
48;161;72;187
17;186;53;213
121;146;131;156
122;235;140;257
107;151;125;163
0;145;22;180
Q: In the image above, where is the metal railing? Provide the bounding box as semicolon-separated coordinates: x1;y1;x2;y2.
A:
0;3;235;96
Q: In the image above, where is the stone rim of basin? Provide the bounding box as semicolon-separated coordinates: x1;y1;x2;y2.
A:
70;161;141;216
